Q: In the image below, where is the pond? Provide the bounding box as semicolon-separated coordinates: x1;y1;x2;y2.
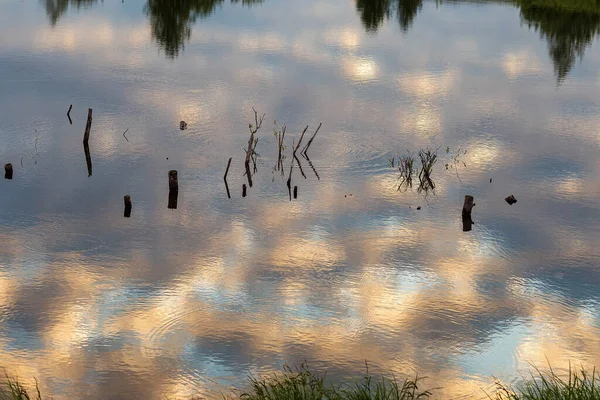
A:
0;0;599;398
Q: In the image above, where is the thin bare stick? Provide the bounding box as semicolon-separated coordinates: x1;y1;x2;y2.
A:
224;157;232;181
295;154;307;179
286;157;294;201
301;122;322;156
122;128;129;142
277;125;286;171
83;108;93;144
304;152;320;180
293;125;309;156
67;104;73;124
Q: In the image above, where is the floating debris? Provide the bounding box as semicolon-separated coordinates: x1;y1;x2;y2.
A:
505;194;517;205
179;121;187;130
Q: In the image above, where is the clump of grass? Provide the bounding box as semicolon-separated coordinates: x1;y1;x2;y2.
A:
417;148;437;195
340;372;433;400
491;363;600;400
397;153;416;192
238;364;433;400
0;374;41;400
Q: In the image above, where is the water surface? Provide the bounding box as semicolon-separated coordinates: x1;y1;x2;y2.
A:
0;0;600;398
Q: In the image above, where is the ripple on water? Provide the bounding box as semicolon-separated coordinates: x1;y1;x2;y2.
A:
22;231;104;255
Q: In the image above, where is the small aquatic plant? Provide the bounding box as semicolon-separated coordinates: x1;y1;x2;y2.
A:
397;153;416;192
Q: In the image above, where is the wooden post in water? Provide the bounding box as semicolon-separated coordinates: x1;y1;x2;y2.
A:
242;184;247;197
4;164;13;180
83;108;93;144
462;195;474;216
462;195;474;232
168;170;178;209
293;186;298;199
124;195;132;218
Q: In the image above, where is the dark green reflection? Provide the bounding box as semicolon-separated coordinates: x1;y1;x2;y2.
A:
43;0;97;26
355;0;423;32
145;0;263;58
355;0;600;81
519;1;600;82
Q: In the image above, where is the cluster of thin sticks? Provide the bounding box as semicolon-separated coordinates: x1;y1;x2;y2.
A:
223;109;322;200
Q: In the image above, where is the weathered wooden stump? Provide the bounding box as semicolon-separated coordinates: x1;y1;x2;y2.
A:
83;108;93;144
462;195;474;232
4;163;12;180
180;121;187;130
462;214;474;232
293;186;298;199
124;195;132;218
168;170;178;209
242;184;247;197
505;194;517;205
168;170;178;192
462;195;474;216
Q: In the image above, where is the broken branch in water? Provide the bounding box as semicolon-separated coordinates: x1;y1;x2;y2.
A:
244;108;265;186
67;104;73;124
83;141;92;177
122;128;129;142
301;122;322;156
83;108;93;144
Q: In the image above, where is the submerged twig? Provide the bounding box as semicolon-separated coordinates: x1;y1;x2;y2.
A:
295;154;307;179
67;104;73;124
303;152;320;180
293;125;309;156
224;157;232;199
301;122;322;156
122;128;129;142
